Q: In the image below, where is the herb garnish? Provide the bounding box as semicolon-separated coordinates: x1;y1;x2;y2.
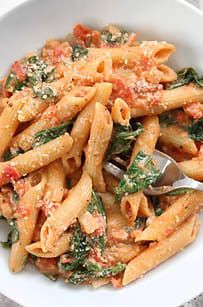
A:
166;67;203;90
115;151;160;201
32;121;72;148
1;219;19;248
135;217;147;229
71;45;88;61
12;191;19;203
166;188;191;196
188;119;203;141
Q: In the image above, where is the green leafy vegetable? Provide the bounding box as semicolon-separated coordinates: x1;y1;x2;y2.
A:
115;151;160;201
135;217;147;229
44;274;58;281
12;191;19;203
68;261;126;285
59;224;90;271
33;84;57;100
101;30;129;45
107;122;144;158
87;191;107;253
66;178;72;189
166;67;203;90
150;196;163;216
30;254;38;262
3;148;24;161
159;112;178;127
1;219;19;248
26;55;55;86
71;45;88;61
188;119;203;141
166;188;191;196
32;121;72;148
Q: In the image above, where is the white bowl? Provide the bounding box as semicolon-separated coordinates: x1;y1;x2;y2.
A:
0;1;203;306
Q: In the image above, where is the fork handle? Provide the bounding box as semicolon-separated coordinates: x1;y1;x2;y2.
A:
173;176;203;191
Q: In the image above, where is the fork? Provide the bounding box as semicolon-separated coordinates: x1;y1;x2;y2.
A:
103;149;203;195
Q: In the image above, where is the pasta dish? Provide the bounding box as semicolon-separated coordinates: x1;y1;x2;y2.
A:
0;24;203;287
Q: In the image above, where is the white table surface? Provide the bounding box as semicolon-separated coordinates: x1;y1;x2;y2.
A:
0;0;203;306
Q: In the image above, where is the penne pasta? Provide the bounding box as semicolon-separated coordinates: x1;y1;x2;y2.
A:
157;64;177;83
131;85;203;117
62;82;112;174
9;171;47;273
135;191;203;242
111;98;130;126
120;192;142;225
85;103;113;192
123;214;200;285
159;125;198;156
179;159;203;181
26;232;71;258
0;134;73;186
140;41;176;64
40;171;92;251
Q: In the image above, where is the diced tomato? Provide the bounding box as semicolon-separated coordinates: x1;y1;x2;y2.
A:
73;24;92;41
0;164;20;186
111;275;122;288
35;258;58;274
93;214;106;237
184;102;203;119
139;55;153;71
110;75;134;103
16;205;30;218
11;61;27;82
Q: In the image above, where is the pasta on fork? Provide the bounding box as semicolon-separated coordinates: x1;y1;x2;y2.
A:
0;23;203;287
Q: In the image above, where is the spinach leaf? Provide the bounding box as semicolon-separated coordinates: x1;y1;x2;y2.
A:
33;84;57;100
1;219;19;248
71;45;88;61
166;188;191;196
188;119;203;141
150;196;163;216
12;191;19;203
166;67;203;90
58;224;90;271
115;151;160;201
3;148;24;161
107;122;144;158
87;191;107;253
135;217;147;229
32;121;72;148
66;178;72;189
159;112;178;127
26;55;55;86
101;30;129;45
68;261;126;285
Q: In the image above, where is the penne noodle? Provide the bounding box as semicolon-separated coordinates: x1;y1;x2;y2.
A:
123;214;200;285
130;115;160;164
26;232;71;258
138;195;154;217
0;98;23;158
0;134;73;186
111;98;130;126
62;82;112;174
18;96;48;122
9;171;47;273
179;158;203;181
131;85;203;117
44;159;65;202
40;171;92;252
120;192;142;225
135;191;203;242
159;125;198;156
140;41;176;64
84;103;113;192
157;64;177;83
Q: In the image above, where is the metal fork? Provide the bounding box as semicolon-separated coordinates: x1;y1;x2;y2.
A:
103;149;203;195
